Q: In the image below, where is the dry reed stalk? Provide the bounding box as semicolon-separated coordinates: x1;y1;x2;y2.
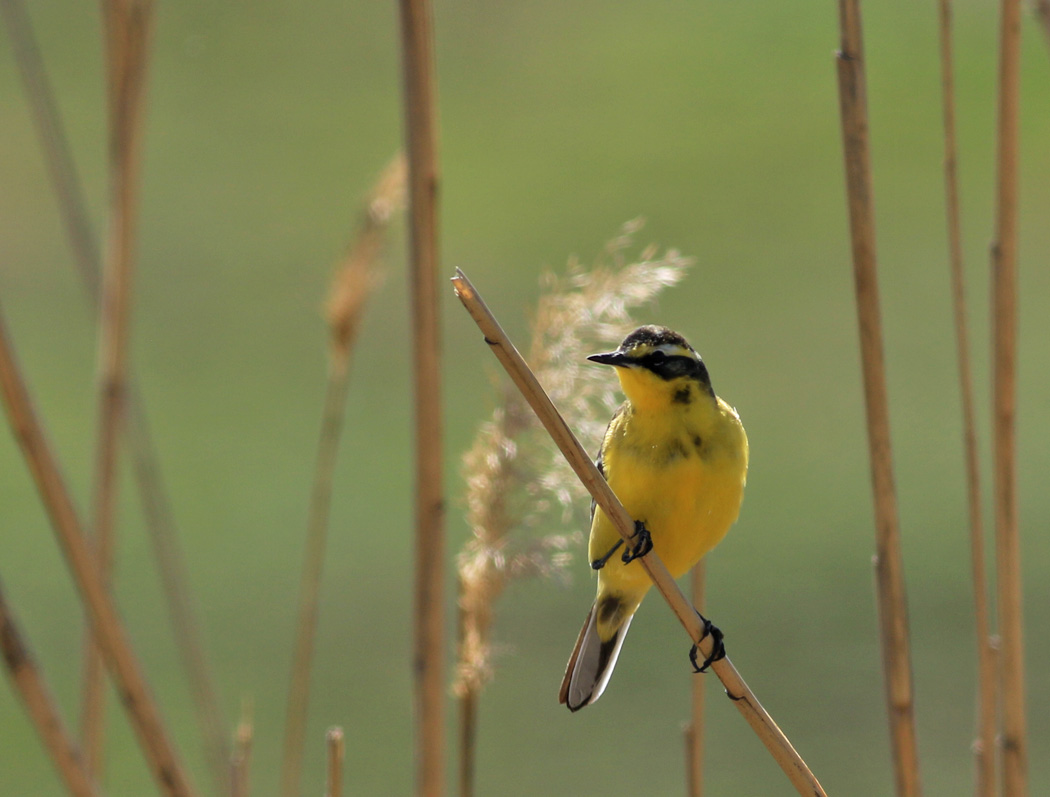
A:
991;0;1027;791
0;579;102;797
1;1;229;784
279;155;406;797
834;4;922;795
935;1;997;793
452;270;826;797
397;1;445;794
453;228;689;797
230;698;253;797
81;0;155;775
684;561;706;797
0;0;99;289
1036;0;1050;49
326;727;345;797
0;306;196;796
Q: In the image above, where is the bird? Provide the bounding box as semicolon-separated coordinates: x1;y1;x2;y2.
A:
558;325;748;711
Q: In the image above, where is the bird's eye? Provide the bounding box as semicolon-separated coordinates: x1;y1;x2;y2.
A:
649;350;665;363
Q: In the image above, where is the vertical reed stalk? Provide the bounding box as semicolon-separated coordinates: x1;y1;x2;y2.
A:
0;306;196;796
935;1;997;793
834;6;921;792
397;2;445;795
1;2;229;785
452;271;827;797
279;156;403;797
326;727;345;797
230;699;253;797
684;562;706;797
81;0;155;775
991;0;1026;791
0;579;102;797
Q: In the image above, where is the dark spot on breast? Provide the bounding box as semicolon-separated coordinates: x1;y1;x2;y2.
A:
673;387;692;404
668;439;689;461
693;435;703;450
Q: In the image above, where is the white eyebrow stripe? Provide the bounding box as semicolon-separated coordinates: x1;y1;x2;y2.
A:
655;343;695;358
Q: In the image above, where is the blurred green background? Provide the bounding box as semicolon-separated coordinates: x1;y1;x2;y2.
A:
2;1;1049;794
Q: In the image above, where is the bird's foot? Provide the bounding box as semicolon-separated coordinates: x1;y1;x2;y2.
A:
689;612;725;673
590;539;623;570
620;520;653;564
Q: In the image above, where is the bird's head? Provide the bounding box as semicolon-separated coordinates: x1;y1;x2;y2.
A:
587;325;713;410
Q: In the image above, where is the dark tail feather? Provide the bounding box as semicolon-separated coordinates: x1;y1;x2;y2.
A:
558;601;634;711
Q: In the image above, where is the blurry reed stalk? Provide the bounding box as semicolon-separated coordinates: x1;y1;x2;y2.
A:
1;2;229;786
0;306;196;797
454;225;690;797
326;727;345;797
279;155;406;797
991;0;1027;791
452;270;827;797
684;562;706;797
834;3;922;795
230;699;254;797
82;0;155;777
1036;0;1050;50
0;579;102;797
397;1;445;794
935;1;996;793
0;0;98;286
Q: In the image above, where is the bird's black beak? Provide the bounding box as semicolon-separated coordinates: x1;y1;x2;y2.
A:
587;350;632;367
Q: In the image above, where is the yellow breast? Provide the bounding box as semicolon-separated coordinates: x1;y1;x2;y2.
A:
590;396;748;598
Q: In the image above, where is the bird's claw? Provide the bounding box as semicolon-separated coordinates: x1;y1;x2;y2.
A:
689;613;725;673
620;521;653;564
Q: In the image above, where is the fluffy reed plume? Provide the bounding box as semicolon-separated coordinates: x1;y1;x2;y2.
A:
455;221;690;797
279;154;406;797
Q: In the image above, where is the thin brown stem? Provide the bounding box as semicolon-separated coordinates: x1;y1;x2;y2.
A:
456;572;479;797
398;2;445;795
81;0;155;776
279;155;403;797
935;1;997;794
0;306;196;796
326;727;345;797
834;4;922;795
0;578;102;797
684;562;706;797
452;270;826;797
991;0;1027;791
1;1;229;784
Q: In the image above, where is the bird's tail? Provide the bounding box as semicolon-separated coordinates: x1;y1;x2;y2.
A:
558;595;635;711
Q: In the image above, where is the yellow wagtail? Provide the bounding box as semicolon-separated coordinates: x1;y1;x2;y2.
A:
559;325;748;711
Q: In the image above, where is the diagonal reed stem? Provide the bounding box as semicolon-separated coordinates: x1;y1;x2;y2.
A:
991;0;1027;792
398;2;445;795
834;3;922;795
452;269;826;797
935;1;997;793
0;1;230;786
0;306;197;796
0;578;102;797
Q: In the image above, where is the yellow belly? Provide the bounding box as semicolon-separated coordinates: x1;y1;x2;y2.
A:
589;406;747;611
